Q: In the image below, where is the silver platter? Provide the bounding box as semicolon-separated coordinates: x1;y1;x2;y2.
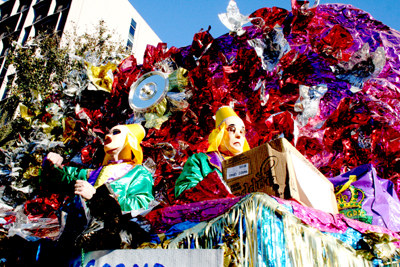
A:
128;71;169;112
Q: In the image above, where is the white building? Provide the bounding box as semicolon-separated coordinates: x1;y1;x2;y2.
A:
0;0;161;99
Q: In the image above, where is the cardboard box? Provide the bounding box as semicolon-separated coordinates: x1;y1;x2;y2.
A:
222;138;338;214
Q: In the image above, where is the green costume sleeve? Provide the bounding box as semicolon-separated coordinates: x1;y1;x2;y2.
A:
174;153;222;198
56;166;88;183
108;165;154;212
42;166;88;184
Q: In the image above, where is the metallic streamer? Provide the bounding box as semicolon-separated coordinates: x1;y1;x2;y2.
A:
168;193;375;266
283;213;373;266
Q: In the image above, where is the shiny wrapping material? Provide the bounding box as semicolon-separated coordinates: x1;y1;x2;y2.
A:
62;117;78;144
3;3;400;261
144;112;170;130
86;62;117;93
274;196;400;256
248;25;290;72
168;193;288;266
145;196;243;234
218;0;250;36
323;227;363;250
142;43;179;73
257;200;290;267
167;193;374;266
62;69;89;97
168;68;189;92
332;43;386;90
294;84;328;126
249;7;289;31
283;212;372;267
312;24;354;60
149;98;168;117
329;164;400;232
358;231;400;262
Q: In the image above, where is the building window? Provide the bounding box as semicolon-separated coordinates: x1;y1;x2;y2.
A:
56;9;69;34
126;18;136;51
54;0;70;13
17;0;32;13
0;1;14;21
21;26;31;44
2;74;15;100
33;0;51;23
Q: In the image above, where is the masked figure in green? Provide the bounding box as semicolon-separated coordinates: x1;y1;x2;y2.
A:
174;106;250;198
46;124;154;211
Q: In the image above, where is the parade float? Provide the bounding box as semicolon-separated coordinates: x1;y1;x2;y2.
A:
1;0;400;266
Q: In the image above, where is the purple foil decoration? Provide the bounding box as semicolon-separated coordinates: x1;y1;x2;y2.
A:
145;196;243;234
273;196;400;248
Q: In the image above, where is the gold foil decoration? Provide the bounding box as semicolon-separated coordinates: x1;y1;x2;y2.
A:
144;112;170;130
168;193;281;266
357;231;400;262
19;104;35;124
62;117;79;144
283;213;372;267
22;165;41;179
86;62;117;93
149;97;168;117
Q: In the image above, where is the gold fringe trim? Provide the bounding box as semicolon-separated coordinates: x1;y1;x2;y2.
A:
167;193;374;267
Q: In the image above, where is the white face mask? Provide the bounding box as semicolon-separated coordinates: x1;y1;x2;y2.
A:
103;125;128;156
220;116;246;156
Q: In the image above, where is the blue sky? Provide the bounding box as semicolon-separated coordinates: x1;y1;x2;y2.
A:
129;0;400;48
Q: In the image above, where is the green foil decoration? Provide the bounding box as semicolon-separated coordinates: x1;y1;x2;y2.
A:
168;67;189;92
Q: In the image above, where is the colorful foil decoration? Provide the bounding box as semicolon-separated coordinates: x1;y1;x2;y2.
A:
2;2;400;265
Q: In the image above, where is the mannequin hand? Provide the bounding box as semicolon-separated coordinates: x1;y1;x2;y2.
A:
46;152;64;169
75;180;96;200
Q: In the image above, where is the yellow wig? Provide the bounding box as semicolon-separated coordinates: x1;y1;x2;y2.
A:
207;106;250;153
102;124;146;165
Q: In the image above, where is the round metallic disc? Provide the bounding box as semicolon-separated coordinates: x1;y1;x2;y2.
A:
128;71;169;112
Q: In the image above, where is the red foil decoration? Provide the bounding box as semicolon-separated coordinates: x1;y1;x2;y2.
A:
313;25;354;60
142;43;179;72
24;194;63;216
250;7;289;31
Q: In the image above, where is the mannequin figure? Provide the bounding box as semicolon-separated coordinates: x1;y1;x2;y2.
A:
174;106;250;198
46;124;154;211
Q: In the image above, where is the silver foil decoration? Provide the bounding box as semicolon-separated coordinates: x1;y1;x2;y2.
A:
62;69;88;98
166;92;189;112
143;157;157;176
218;0;250;36
254;79;269;106
294;84;328;127
332;43;386;90
248;25;290;72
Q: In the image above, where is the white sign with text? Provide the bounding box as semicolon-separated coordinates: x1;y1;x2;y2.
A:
69;249;224;267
